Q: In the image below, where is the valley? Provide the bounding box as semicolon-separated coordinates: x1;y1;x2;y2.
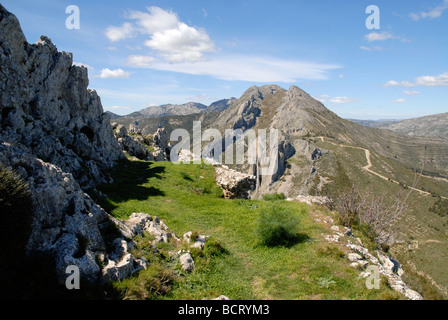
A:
1;2;447;301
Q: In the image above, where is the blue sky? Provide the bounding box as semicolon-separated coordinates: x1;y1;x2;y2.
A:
2;0;447;119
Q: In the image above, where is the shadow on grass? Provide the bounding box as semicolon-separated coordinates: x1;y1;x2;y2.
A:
258;232;311;249
96;159;166;213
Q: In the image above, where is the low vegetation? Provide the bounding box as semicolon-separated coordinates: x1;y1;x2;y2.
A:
256;204;304;247
0;164;33;256
96;159;404;300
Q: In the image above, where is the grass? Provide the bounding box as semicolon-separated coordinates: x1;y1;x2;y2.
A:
313;137;448;298
96;158;404;300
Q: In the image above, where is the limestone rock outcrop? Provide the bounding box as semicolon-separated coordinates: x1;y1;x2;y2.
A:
0;5;125;284
215;166;256;199
0;4;124;189
112;123;171;161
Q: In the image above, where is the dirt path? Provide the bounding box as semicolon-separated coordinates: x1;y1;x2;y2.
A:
318;137;447;200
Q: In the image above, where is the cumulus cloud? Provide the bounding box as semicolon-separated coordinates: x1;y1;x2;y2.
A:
409;0;448;21
99;68;130;79
365;31;395;42
383;71;448;88
393;98;406;103
104;22;135;42
107;6;341;82
126;55;156;68
383;80;400;87
105;6;215;63
414;72;448;86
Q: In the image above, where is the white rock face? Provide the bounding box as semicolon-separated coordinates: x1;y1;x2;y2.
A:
0;5;124;188
0;5;125;284
179;252;195;273
215;166;256;199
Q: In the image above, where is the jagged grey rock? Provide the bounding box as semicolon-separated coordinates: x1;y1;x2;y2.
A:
179;252;195;273
112;123;170;161
122;212;180;243
215;166;256;199
0;5;124;188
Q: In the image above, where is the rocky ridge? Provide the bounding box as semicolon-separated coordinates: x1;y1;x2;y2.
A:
314;210;423;300
0;5;133;285
112;123;171;161
0;5;123;188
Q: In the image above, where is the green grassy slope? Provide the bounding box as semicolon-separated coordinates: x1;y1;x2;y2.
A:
311;137;448;298
95;159;404;300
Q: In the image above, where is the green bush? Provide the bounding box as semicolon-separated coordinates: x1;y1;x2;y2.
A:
203;238;229;257
429;197;448;217
256;204;302;247
262;193;286;201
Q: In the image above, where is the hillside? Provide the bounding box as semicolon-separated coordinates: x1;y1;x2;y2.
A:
376;113;448;139
0;3;446;301
347;119;400;128
194;84;448;297
94;158;417;300
128;102;208;118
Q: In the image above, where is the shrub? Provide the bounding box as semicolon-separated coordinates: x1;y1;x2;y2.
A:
113;263;175;300
203;238;229;258
262;193;286;201
0;164;33;256
256;204;302;247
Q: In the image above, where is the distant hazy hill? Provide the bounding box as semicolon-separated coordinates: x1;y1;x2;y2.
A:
123;98;236;119
128;102;208;118
106;111;122;119
377;113;448;139
347;119;400;128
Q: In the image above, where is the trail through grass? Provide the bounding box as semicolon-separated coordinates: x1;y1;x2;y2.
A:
97;159;404;300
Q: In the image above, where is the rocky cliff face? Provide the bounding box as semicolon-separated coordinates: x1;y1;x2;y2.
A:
205;84;329;198
0;5;126;284
0;5;123;188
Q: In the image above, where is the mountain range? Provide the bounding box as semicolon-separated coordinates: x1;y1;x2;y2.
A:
115;84;448;295
1;3;447;299
350;113;448;139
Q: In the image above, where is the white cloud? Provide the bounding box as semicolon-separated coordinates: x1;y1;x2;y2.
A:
365;31;409;43
73;62;94;70
144;22;215;62
409;0;448;21
144;55;341;82
403;90;420;95
104;22;135;42
393;98;406;103
360;45;384;52
317;94;358;104
414;71;448;87
127;55;156;67
128;7;179;34
383;80;400;87
383;71;448;88
365;31;395;42
99;68;130;79
106;7;215;63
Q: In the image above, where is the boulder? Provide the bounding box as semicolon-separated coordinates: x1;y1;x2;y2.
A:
215;166;256;199
179;252;195;273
